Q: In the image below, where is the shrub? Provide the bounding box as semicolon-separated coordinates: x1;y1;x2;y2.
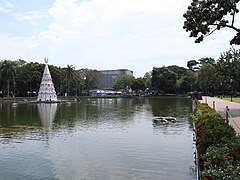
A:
201;141;240;180
192;102;239;179
194;104;235;158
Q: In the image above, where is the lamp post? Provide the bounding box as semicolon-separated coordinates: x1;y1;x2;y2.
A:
220;82;223;99
13;81;16;98
230;79;233;102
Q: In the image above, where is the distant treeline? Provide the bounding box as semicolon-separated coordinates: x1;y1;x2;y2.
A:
0;48;239;97
0;60;100;97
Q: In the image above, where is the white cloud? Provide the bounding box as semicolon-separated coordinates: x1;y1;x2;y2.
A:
44;0;189;41
0;0;13;13
0;34;39;60
4;0;13;9
0;0;236;77
33;0;232;76
39;0;192;65
13;11;47;24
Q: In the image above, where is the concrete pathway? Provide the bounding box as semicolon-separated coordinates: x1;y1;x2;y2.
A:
199;96;240;135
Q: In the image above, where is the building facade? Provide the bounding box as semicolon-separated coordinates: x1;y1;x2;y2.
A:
97;69;133;89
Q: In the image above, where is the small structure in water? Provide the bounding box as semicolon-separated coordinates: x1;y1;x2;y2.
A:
153;116;177;124
37;59;58;102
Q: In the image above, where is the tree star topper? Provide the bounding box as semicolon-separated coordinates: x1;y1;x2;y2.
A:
44;58;48;64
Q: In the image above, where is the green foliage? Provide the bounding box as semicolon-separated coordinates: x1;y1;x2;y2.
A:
63;65;75;95
151;66;177;94
168;65;196;93
143;72;152;89
195;48;240;95
187;60;199;70
48;65;62;93
199;57;215;65
0;60;17;96
216;48;240;91
15;62;43;96
197;63;219;95
193;103;239;179
112;75;135;90
151;66;194;94
201;142;240;180
85;69;101;90
132;77;146;91
177;76;191;93
183;0;240;45
0;60;101;97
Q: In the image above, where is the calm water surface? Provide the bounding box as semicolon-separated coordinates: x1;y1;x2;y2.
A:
0;97;194;180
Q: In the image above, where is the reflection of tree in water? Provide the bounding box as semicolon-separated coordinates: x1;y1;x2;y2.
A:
150;97;193;135
0;103;40;128
149;97;192;118
37;103;57;130
54;98;142;129
41;98;192;131
0;103;43;145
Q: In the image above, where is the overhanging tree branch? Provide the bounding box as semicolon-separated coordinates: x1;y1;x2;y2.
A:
183;0;240;45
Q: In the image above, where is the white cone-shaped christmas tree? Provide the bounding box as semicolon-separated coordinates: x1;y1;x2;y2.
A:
37;59;58;102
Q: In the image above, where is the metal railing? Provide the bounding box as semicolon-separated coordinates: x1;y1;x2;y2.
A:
205;97;240;132
226;106;240;132
193;122;199;180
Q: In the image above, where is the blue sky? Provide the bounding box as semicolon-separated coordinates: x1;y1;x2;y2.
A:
0;0;237;77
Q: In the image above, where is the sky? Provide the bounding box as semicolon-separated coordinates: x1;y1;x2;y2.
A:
0;0;238;77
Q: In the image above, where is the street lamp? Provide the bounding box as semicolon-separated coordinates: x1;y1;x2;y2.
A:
220;82;223;99
230;79;233;102
13;81;16;98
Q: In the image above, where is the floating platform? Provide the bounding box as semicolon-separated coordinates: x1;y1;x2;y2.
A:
28;100;62;104
153;116;177;123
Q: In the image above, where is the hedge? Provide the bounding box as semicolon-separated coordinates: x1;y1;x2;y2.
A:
192;103;240;180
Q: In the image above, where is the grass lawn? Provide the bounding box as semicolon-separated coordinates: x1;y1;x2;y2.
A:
222;97;240;103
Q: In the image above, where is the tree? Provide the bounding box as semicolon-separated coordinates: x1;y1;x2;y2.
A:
112;75;135;90
177;76;192;93
0;59;105;97
85;69;101;90
216;48;240;94
78;69;88;90
143;71;152;89
16;62;42;96
132;77;146;92
72;70;83;96
183;0;240;45
167;65;196;93
63;65;75;96
197;63;219;95
151;67;177;94
199;57;215;65
0;60;16;97
187;60;199;71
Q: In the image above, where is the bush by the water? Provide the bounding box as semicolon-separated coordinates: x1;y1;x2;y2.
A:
192;103;240;180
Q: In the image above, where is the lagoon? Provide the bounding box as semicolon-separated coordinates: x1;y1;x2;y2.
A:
0;97;194;180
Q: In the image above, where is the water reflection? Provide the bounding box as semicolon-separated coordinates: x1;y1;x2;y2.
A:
38;103;57;130
149;97;191;118
0;98;194;180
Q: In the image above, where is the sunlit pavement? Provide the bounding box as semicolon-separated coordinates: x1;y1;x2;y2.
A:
199;96;240;135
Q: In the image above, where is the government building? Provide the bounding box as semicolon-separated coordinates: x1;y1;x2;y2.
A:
97;69;133;89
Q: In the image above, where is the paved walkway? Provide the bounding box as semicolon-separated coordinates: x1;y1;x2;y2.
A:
199;96;240;135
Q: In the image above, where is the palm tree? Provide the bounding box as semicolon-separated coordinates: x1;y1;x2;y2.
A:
0;60;16;97
63;65;75;96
